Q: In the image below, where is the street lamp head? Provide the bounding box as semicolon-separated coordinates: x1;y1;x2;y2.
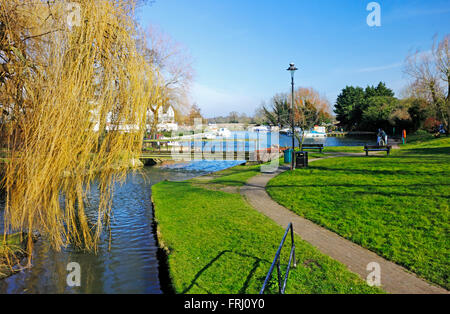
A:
287;63;298;71
287;63;298;78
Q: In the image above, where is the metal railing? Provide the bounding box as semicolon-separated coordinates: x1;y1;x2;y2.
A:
260;223;296;294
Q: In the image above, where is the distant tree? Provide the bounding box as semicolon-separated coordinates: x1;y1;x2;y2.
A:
263;88;332;150
334;86;365;129
252;105;267;125
365;82;395;98
238;113;252;125
229;111;239;123
404;35;449;129
360;96;399;130
263;95;290;127
294;87;333;125
264;88;332;130
335;82;395;130
144;25;194;135
186;104;204;126
404;98;430;131
423;117;443;133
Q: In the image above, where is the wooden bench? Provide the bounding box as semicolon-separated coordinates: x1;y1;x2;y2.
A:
364;145;392;156
301;144;324;153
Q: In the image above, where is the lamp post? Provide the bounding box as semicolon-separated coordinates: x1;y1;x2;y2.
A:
287;63;298;170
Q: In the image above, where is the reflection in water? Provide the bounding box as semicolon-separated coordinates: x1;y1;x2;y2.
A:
0;161;241;294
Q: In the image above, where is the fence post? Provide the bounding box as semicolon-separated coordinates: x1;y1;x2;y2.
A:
290;225;296;268
276;260;282;294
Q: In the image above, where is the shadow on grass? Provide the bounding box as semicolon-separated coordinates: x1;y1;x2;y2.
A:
182;250;275;294
214;167;258;175
307;165;448;177
352;190;450;199
211;168;260;178
268;183;450;199
401;147;450;155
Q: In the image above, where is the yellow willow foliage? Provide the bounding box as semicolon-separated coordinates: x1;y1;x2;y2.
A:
0;0;163;258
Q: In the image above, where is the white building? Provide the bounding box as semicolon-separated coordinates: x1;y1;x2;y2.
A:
147;105;178;132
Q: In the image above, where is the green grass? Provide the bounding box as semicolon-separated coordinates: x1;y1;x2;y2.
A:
321;146;365;153
153;180;382;294
298;146;367;159
267;137;450;289
405;132;437;144
209;163;262;187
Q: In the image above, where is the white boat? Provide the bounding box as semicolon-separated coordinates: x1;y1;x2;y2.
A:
280;128;326;138
204;132;217;140
271;126;280;132
252;125;270;133
303;130;327;138
216;128;232;138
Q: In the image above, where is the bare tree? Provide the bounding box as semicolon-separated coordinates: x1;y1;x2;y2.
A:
293;87;333;150
435;35;450;102
144;26;194;127
404;35;449;128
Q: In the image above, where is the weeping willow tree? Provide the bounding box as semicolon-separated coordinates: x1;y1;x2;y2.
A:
0;0;164;267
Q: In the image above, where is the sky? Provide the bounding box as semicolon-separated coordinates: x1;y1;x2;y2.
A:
137;0;450;118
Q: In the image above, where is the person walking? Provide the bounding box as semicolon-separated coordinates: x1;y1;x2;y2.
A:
377;129;384;146
382;129;388;146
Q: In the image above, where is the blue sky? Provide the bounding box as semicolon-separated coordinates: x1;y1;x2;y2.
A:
138;0;450;118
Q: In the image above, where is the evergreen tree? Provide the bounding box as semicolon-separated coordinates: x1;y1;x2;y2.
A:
335;82;395;130
334;86;365;129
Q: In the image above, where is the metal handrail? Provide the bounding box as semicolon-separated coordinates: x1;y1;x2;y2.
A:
260;223;296;294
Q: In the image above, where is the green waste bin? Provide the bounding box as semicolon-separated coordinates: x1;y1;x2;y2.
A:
284;149;293;163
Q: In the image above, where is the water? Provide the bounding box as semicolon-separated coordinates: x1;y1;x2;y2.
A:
234;132;376;149
0;134;371;294
188;132;376;153
0;161;243;294
279;134;376;147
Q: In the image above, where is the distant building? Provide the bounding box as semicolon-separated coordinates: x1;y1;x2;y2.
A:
147;105;178;132
90;104;179;134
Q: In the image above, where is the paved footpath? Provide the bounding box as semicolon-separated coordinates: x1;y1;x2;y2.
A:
240;156;448;294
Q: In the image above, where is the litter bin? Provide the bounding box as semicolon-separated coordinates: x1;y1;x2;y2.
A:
295;151;309;168
284;149;293;164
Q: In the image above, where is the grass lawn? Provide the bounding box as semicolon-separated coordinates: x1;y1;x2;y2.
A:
300;146;367;159
321;146;366;153
267;137;450;289
152;171;382;294
209;163;262;187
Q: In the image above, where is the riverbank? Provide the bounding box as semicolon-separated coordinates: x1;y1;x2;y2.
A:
0;233;35;280
152;157;383;294
267;136;449;290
